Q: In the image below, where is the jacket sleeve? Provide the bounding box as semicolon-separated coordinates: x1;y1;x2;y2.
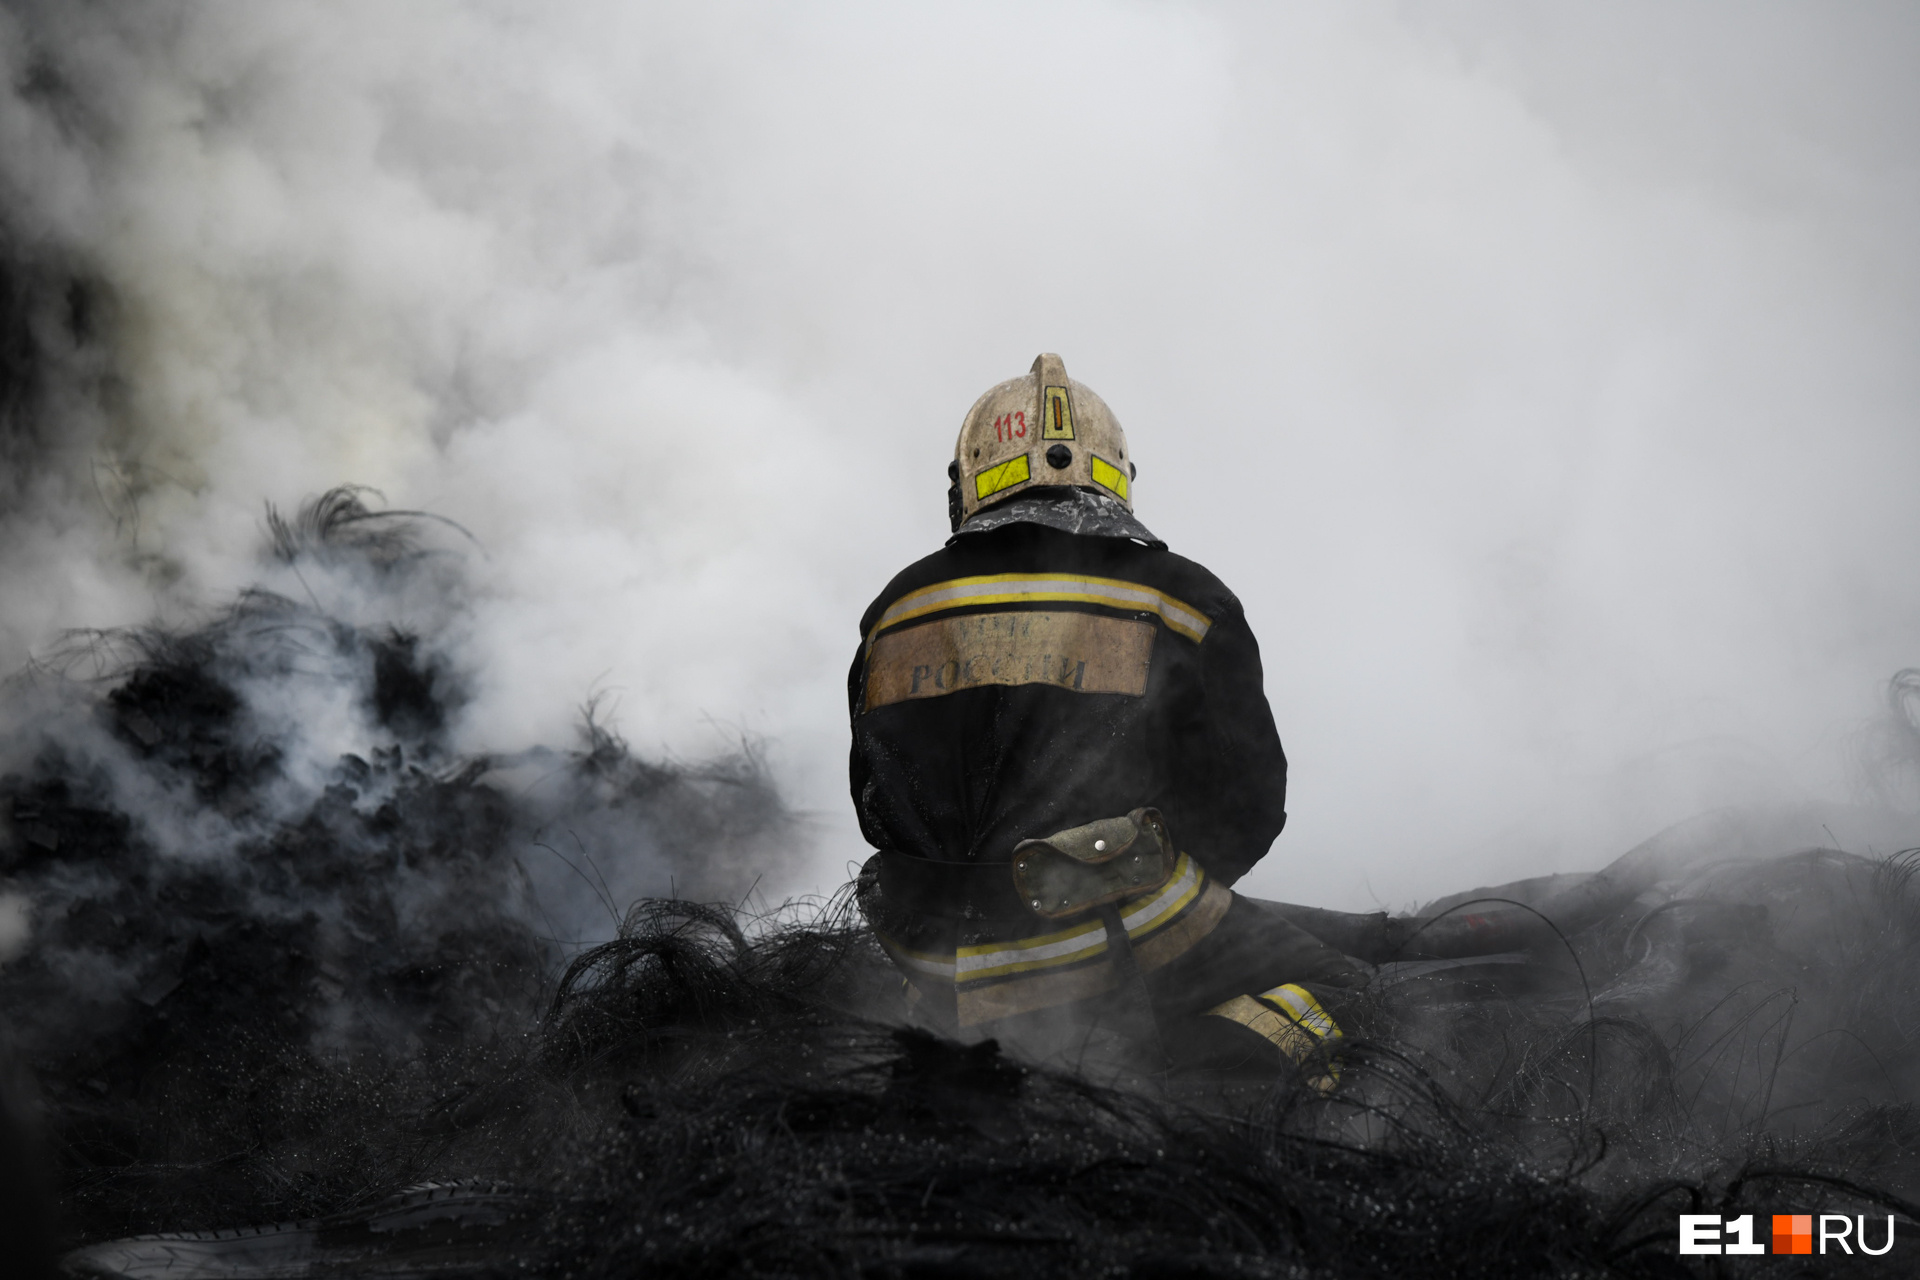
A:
846;643;886;850
1178;594;1288;886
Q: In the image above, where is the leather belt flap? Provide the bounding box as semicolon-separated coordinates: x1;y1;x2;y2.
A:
1011;807;1176;920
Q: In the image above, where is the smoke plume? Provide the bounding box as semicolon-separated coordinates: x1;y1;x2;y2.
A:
2;5;1920;1274
0;2;1914;907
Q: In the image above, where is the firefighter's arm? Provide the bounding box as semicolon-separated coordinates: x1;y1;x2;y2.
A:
1185;596;1288;885
846;644;887;850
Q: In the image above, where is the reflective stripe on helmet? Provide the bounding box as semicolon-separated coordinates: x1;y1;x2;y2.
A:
974;453;1031;501
1041;385;1074;440
1088;454;1129;501
867;572;1211;647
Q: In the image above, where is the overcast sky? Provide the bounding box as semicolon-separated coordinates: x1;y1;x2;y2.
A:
2;1;1917;912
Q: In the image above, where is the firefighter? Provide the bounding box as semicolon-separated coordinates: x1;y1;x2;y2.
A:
849;354;1368;1080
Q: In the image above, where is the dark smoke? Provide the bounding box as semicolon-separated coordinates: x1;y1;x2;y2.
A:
0;490;796;1248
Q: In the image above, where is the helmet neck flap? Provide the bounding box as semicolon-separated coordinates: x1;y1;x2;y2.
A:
949;487;1164;548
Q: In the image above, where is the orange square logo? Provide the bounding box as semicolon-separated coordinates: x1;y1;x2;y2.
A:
1772;1214;1812;1255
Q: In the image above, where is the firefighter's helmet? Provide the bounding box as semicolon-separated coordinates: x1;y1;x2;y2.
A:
949;354;1134;527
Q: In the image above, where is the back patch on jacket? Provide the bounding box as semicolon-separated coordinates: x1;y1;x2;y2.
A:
864;611;1153;710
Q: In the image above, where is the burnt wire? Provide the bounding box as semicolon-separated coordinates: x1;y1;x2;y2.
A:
1386;895;1602;1175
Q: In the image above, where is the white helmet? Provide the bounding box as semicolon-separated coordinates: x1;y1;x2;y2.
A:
949;354;1135;528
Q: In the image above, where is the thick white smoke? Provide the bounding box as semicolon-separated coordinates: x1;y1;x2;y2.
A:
1;1;1916;911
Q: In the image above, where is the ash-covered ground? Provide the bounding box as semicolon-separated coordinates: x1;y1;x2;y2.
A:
0;490;1915;1280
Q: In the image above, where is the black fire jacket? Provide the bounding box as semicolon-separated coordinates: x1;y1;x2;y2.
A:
848;520;1288;947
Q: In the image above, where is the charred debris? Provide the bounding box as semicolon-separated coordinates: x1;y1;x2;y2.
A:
0;492;1916;1278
